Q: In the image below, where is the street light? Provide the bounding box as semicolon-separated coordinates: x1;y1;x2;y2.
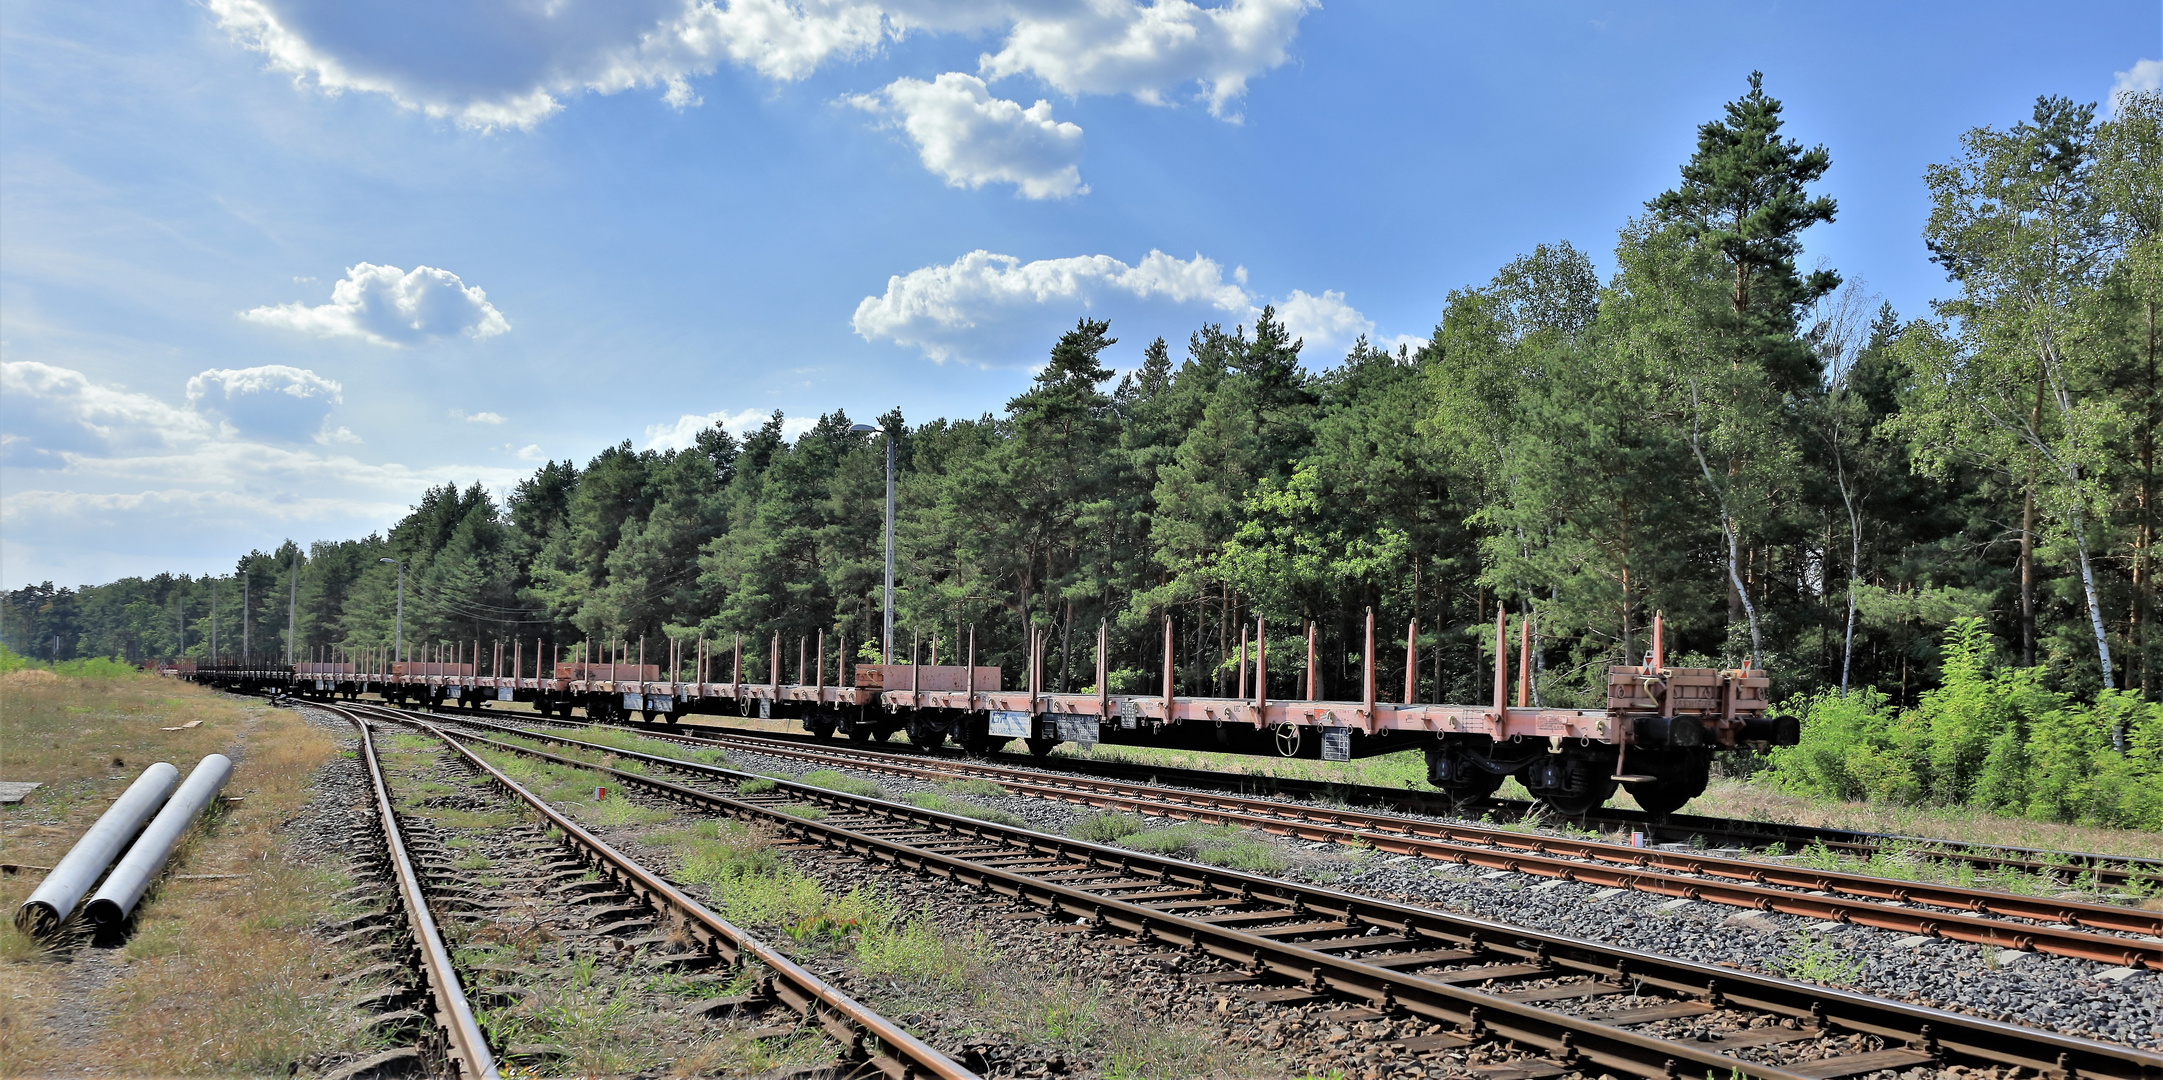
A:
378;558;403;663
851;423;895;664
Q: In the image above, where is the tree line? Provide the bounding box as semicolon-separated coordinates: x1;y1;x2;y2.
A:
7;79;2159;723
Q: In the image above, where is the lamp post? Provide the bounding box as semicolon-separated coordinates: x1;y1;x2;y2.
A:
378;558;403;663
851;423;895;664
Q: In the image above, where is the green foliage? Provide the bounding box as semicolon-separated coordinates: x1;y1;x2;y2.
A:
736;778;777;795
1115;821;1289;873
1779;933;1864;985
11;81;2160;747
938;778;1009;798
1766;618;2163;827
797;769;884;799
900;791;1024;827
1067;812;1146;843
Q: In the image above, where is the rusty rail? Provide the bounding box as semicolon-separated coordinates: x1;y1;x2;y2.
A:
447;710;2163;968
348;712;499;1079
407;710;2163;1080
341;706;978;1080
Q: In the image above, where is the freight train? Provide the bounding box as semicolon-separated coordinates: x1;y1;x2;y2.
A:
188;609;1796;817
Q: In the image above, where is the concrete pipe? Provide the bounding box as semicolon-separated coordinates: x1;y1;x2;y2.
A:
84;754;234;928
14;762;181;937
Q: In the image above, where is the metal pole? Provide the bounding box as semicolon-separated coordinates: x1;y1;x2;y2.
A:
883;432;896;666
286;550;299;666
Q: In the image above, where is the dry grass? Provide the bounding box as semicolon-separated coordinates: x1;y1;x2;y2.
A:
0;673;383;1076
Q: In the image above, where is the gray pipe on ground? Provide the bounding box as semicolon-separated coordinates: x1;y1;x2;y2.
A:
84;754;234;927
14;762;181;937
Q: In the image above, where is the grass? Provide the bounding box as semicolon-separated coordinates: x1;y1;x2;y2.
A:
1115;820;1291;874
637;809;1254;1078
0;671;394;1076
939;777;1010;798
798;768;885;799
901;790;1025;827
1068;811;1146;843
1690;776;2163;865
1779;932;1865;985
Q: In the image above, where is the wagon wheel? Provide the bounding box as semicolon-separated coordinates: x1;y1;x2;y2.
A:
1274;723;1303;758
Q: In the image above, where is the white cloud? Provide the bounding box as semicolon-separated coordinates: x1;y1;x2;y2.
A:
184;364;346;443
511;444;545;461
207;0;892;130
644;408;817;450
978;0;1315;119
240;263;511;347
1274;288;1371;359
854;247;1420;367
2113;58;2162;113
853;248;1254;363
0;360;528;587
451;409;507;424
207;1;1313;130
852;73;1085;199
2;361;215;459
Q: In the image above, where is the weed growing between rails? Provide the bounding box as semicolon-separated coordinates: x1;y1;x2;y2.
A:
464;737;1274;1077
376;732;825;1077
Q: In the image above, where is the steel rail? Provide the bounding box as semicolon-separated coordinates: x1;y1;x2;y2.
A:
345;707;979;1080
406;708;2163;1080
669;726;2163;940
446;710;2163;967
346;710;500;1079
604;713;2163;889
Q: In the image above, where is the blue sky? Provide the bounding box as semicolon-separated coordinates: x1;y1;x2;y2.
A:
3;0;2158;589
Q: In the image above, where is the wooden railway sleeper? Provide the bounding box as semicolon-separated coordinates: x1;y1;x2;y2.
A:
405;709;2163;1080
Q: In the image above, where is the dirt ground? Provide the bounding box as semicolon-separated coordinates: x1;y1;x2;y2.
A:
0;672;377;1077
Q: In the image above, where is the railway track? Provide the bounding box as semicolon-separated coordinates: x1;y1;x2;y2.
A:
444;710;2163;970
325;702;978;1080
377;703;2163;1080
346;708;499;1079
596;713;2163;891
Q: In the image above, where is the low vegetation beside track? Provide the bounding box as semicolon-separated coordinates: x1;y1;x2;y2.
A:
0;666;385;1075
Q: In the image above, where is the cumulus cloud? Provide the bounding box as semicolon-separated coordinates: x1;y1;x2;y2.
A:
853;248;1252;363
854;247;1414;366
2;362;216;460
208;1;1313;130
451;409;507;424
0;359;527;587
241;263;511;347
1274;289;1371;358
978;0;1316;119
2114;58;2162;113
853;73;1085;198
184;365;345;443
645;407;817;450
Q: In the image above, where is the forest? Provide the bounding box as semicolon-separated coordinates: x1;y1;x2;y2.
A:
6;79;2160;823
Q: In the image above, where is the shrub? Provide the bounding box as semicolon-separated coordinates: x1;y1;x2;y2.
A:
1763;617;2163;830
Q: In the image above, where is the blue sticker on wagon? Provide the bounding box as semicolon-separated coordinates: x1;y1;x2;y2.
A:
988;710;1032;738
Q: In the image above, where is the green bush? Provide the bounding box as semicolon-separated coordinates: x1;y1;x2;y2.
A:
0;646;140;679
1763;617;2163;829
